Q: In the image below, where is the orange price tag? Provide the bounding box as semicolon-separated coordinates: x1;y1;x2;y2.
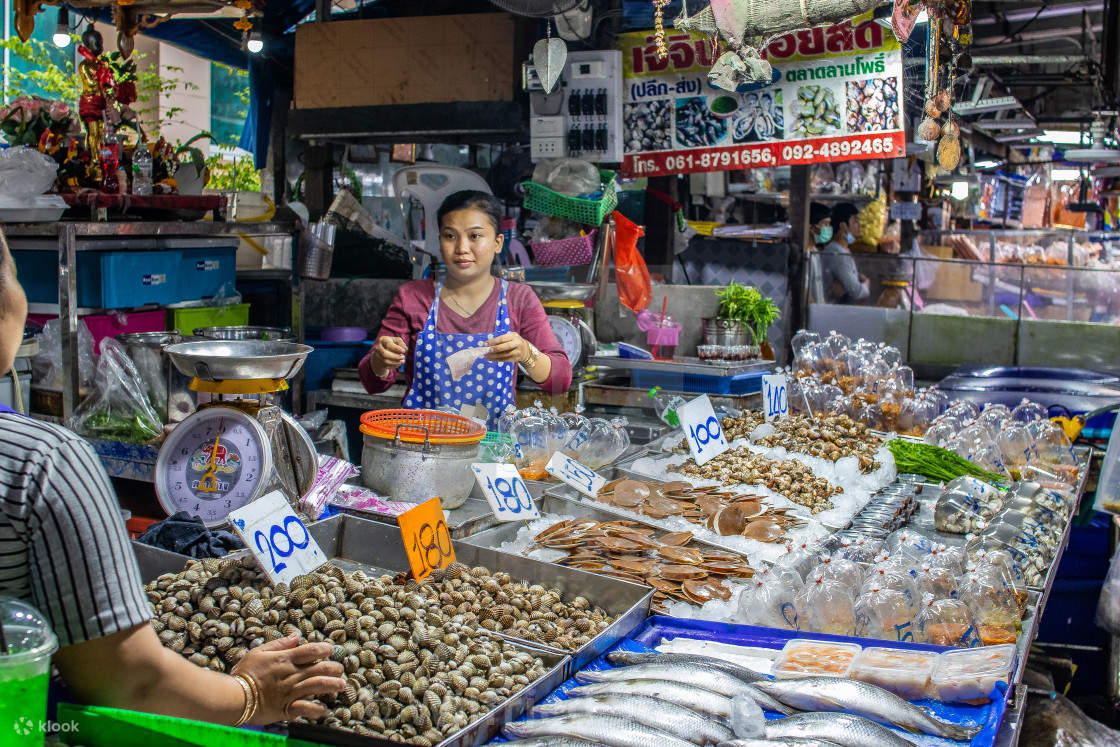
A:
397;497;455;581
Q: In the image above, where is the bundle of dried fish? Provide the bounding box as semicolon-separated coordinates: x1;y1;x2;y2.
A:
526;516;755;612
670;449;841;514
145;558;553;744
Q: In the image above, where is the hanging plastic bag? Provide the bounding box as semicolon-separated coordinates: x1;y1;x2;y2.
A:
67;338;162;444
31;318;97;390
613;210;651;314
1096;543;1120;635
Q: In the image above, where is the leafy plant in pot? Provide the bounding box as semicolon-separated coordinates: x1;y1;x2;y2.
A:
173;132;216;194
703;281;781;359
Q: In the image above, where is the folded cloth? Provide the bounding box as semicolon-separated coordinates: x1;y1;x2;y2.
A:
136;511;245;558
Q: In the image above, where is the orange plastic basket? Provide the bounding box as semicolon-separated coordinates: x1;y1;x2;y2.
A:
359;409;486;446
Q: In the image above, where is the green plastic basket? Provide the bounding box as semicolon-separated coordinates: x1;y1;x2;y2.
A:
482;431;512;445
522;169;618;226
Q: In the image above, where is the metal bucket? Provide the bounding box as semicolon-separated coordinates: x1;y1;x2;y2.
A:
116;332;196;423
361;430;479;509
192;326;295;342
300;223;335;280
701;317;751;346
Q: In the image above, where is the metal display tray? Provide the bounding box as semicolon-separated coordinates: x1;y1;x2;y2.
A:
136;513;652;676
287;640;568;747
589;354;774;377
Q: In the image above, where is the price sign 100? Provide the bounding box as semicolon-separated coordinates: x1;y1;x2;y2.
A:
676;394;729;466
688;416;724;454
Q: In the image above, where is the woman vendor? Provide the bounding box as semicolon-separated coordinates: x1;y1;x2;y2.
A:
361;191;572;427
0;228;346;727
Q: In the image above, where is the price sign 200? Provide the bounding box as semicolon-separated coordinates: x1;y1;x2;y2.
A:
253;515;311;575
398;497;456;581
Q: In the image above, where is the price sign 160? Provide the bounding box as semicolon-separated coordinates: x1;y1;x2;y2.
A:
398;497;456;581
677;394;729;466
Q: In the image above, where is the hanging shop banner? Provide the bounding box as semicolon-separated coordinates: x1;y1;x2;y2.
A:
617;13;905;177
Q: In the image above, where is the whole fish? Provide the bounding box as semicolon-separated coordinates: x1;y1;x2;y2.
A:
607;651;769;683
566;679;733;719
504;714;698;747
719;740;843;747
534;694;733;746
575;663;756;698
741;684;797;716
755;678;979;741
763;713;916;747
505;741;603;747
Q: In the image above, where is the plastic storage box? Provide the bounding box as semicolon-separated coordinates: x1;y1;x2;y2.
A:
13;249;180;308
169;303;251;334
930;644;1016;702
26;309;167;355
851;646;939;700
772;638;862;679
632;368;765;395
178;245;236;301
303;340;373;391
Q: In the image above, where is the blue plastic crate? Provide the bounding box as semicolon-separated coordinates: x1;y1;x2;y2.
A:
632;368;764;395
304;340;373;391
178;245;236;301
12;249;181;308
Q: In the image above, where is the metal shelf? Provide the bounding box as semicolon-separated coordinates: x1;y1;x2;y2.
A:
2;221;293;239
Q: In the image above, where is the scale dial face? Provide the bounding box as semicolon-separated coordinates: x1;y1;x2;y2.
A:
548;315;583;367
155;406;274;526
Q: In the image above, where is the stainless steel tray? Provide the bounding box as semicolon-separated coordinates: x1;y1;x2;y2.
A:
590;354;775;377
287;640;569;747
165;340;312;380
294;514;651;673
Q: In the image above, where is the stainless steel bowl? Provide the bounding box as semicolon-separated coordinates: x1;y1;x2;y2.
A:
117;331;196;422
193;325;295;342
165;340;313;381
527;282;598;303
701;317;752;346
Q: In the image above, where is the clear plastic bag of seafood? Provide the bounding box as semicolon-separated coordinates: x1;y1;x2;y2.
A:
854;585;915;642
959;572;1021;645
1011;398;1048;424
861;562;918;612
914;562;959;602
945;399;982;421
835;536;885;564
773;541;818;579
809;555;864;595
928;544;968;576
934;490;990;534
794;574;856;636
915;593;981;647
886;528;936;561
996;422;1035;470
737;570;801;629
970;554;1029;618
1027;419;1078;468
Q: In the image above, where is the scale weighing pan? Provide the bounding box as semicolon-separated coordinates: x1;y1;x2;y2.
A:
165;340;313;381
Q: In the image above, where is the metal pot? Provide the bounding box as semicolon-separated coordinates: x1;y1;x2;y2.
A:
117;331;196;423
193;326;295;342
701;317;752;346
361;427;479;509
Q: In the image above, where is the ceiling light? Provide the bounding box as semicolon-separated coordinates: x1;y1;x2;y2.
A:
1036;130;1086;145
1050;168;1083;181
53;7;70;48
247;30;263;54
951;181;969;200
973;159;1002;169
1064;119;1120;163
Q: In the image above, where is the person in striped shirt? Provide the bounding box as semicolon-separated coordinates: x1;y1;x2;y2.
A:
0;227;345;727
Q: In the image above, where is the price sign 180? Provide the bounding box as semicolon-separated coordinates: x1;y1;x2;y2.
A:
229;490;327;586
676;394;729;466
545;452;607;498
472;464;541;522
398;497;455;581
763;374;789;421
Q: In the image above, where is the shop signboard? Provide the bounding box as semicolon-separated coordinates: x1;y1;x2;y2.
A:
617;13;906;177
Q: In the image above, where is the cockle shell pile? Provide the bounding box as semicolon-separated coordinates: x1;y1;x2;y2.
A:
719;412;884;474
845;78;899;132
624;100;672;152
144;558;611;744
792;85;841;137
675;96;727;147
526;516;755;613
670;450;841;514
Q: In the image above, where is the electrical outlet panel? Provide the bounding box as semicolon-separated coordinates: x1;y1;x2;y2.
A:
528;50;623;164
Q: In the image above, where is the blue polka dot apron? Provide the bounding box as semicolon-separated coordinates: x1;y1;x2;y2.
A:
403;279;515;431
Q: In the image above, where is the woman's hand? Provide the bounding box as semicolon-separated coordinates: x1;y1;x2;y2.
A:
371;335;407;378
485;332;530;363
232;634;345;724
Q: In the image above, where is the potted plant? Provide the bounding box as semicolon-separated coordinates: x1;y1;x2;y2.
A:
703;281;781;358
173;132;216;194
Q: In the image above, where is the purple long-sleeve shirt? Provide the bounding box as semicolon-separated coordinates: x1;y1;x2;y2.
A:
359;278;572;397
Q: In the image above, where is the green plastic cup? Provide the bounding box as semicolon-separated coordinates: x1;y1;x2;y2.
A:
0;596;58;746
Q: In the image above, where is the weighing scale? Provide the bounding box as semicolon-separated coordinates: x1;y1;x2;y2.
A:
154;341;318;526
544;300;596;375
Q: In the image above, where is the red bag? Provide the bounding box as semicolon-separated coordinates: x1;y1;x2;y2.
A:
613;211;651;314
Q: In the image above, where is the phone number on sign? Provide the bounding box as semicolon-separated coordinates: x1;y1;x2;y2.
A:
781;136;897;162
660;147;775;173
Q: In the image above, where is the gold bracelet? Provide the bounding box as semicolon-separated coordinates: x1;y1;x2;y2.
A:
241;672;262;723
231;674;254;727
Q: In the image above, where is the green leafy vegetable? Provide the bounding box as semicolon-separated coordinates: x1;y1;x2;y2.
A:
714;281;781;345
84;410;160;444
888;439;1007;484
